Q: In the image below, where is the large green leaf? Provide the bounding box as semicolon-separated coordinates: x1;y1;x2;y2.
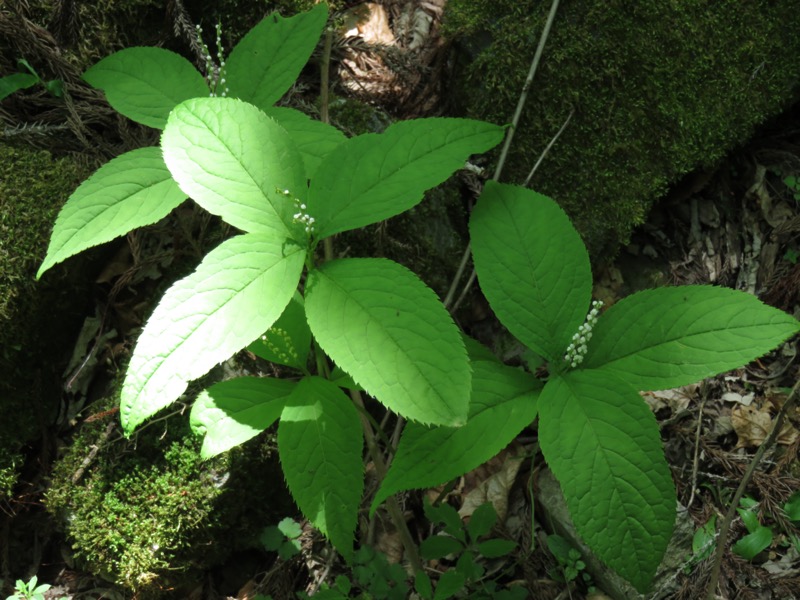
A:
470;181;592;362
37;147;186;278
226;4;328;111
83;47;207;129
371;360;539;513
538;370;675;593
161;97;306;238
120;233;305;433
308;118;504;237
247;291;311;370
278;376;363;561
191;376;296;458
305;258;470;426
583;286;800;390
264;107;346;179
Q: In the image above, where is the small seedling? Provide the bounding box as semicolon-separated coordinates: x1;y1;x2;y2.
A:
731;497;773;560
259;517;303;560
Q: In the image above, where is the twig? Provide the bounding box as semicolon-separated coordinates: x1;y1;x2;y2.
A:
704;377;800;599
442;0;561;310
522;108;574;187
686;396;707;510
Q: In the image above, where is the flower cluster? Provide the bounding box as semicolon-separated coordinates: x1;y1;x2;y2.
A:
564;300;603;368
196;22;229;97
283;189;316;234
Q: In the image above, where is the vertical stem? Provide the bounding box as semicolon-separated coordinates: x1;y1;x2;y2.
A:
350;390;423;573
492;0;561;182
443;0;561;310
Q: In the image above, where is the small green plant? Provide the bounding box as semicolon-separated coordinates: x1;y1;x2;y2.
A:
731;497;774;560
685;515;717;573
782;174;800;202
307;546;410;600
0;58;63;102
36;2;800;595
415;500;524;600
259;517;303;560
5;576;62;600
546;534;591;590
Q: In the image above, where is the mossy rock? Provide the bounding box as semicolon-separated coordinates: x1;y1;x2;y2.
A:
46;404;292;598
0;143;91;500
444;0;800;259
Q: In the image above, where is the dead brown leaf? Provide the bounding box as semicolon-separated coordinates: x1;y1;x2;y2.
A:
731;403;798;448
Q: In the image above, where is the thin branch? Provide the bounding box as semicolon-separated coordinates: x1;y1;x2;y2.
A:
705;377;800;599
492;0;561;183
522;108;574;187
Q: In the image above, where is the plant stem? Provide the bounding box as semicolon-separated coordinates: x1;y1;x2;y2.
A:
443;0;561;310
349;389;423;573
317;2;334;263
492;0;561;183
522;108;573;187
704;377;800;599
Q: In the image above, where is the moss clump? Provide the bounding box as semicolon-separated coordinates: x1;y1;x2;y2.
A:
46;407;289;598
0;143;88;500
444;0;800;258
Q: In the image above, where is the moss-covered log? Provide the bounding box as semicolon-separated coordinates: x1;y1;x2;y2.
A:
444;0;800;258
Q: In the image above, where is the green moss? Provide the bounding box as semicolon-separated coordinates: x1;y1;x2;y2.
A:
46;403;289;597
0;143;88;500
444;0;800;259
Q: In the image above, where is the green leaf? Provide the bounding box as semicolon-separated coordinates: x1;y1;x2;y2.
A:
538;370;675;593
44;78;63;97
161;97;306;238
467;502;497;541
278;517;303;539
120;233;305;433
83;47;207;129
433;570;466;600
692;516;716;558
305;258;470;426
470;181;592;362
784;491;800;521
738;506;761;533
308;118;504;237
329;366;363;390
420;536;464;560
247;292;311;369
37;147;187;278
0;73;39;101
415;571;433;600
259;526;284;551
424;500;466;542
584;286;800;390
477;539;516;558
732;526;773;560
226;4;328;111
461;334;499;363
278;377;363;561
265;107;346;179
372;360;539;513
190;376;296;458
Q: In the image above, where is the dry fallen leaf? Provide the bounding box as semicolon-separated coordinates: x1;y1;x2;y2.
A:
458;442;526;522
731;404;798;448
